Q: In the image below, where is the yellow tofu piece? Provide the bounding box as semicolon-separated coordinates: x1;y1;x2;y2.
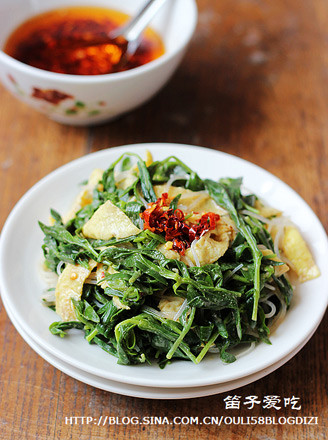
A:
113;296;130;310
158;296;185;320
157;243;181;261
183;220;233;266
282;226;320;282
255;200;282;218
153;185;227;216
154;185;237;238
62;169;104;224
115;168;138;190
82;200;141;240
184;230;230;266
145;150;153;167
86;168;104;187
156;216;234;267
55;260;97;321
157;220;233;267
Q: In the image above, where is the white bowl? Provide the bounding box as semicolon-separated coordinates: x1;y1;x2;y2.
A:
0;0;197;125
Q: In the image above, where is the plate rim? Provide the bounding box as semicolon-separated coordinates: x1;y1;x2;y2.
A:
1;290;318;400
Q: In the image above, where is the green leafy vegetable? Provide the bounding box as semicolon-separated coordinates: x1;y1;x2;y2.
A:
40;153;293;368
205;179;262;321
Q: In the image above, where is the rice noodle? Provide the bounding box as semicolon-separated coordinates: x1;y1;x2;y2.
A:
139;193;149;208
41;290;56;305
190;239;200;267
264;282;276;291
245;329;259;338
56;260;65;276
39;268;58;289
273;226;284;260
279;255;296;271
85;279;98;285
260;298;277;319
267;290;287;334
165;174;189;192
266;216;292;233
241;209;273;225
141;305;166;318
224;263;244;284
172;298;188;322
209;341;256;359
235;342;256;359
85;270;98;285
242;210;296;265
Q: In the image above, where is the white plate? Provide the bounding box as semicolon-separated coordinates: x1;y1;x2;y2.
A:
1;291;317;399
0;143;327;388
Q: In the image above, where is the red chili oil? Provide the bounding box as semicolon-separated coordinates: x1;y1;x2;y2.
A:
3;6;165;75
141;193;221;255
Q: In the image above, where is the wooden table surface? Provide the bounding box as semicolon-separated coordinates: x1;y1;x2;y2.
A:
0;0;327;439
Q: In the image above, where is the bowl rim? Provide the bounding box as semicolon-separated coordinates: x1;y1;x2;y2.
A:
0;0;198;83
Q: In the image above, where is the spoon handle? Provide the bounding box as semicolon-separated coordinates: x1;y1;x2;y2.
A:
115;0;168;46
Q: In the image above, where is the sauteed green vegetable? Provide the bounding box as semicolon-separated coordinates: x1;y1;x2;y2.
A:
40;152;314;368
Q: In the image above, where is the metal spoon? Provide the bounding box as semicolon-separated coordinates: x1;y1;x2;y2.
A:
66;0;168;67
110;0;168;61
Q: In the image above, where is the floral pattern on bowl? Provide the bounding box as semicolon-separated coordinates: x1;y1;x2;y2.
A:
7;74;107;118
31;88;73;104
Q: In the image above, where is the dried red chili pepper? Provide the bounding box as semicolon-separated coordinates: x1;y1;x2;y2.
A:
4;7;165;75
140;193;220;255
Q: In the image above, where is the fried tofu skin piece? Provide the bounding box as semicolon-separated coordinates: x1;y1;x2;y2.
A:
82;200;141;240
55;260;97;321
282;226;320;282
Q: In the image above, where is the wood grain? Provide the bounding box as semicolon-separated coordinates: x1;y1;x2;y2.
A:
0;1;327;439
